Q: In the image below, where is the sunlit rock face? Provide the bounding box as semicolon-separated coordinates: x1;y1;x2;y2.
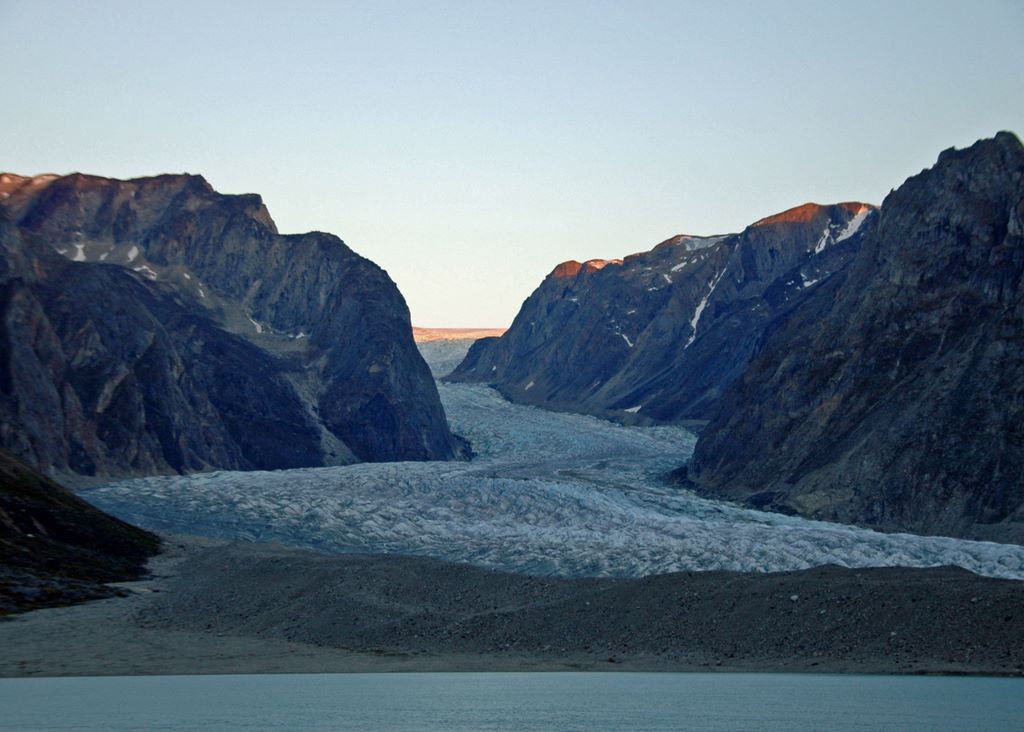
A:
687;132;1024;543
449;200;873;425
0;172;460;482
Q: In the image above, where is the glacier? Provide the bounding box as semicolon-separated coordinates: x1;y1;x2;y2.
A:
83;344;1024;580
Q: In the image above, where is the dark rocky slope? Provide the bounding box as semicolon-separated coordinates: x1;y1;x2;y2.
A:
450;202;873;424
0;173;460;481
0;449;159;614
142;541;1024;675
685;132;1024;543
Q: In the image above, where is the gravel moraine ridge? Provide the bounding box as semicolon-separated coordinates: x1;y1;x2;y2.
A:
4;536;1020;677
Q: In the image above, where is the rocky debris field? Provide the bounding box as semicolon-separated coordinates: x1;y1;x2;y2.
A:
139;540;1024;676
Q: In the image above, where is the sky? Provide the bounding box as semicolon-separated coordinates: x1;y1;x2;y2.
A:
2;1;1022;327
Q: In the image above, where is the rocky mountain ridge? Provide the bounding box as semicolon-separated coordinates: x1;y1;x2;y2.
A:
0;172;461;481
450;201;874;424
685;132;1024;542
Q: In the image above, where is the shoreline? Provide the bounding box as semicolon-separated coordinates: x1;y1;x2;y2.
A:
1;534;1022;679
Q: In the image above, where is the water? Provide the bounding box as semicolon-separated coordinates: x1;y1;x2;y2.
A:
0;673;1020;731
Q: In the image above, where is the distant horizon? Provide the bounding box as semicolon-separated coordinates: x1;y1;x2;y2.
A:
3;1;1022;326
412;325;508;336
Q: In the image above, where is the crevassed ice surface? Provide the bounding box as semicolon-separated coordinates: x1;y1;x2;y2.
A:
84;343;1024;580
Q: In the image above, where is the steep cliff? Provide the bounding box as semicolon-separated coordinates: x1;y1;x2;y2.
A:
0;172;460;480
685;132;1024;543
450;203;873;424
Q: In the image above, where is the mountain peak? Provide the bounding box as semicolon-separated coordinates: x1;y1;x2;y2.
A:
551;260;582;278
752;202;874;228
937;130;1022;165
0;173;60;200
549;258;623;279
583;258;623;272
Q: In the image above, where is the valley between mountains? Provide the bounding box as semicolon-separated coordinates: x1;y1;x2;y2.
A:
1;335;1021;677
2;335;1022;678
1;132;1023;677
84;337;1024;580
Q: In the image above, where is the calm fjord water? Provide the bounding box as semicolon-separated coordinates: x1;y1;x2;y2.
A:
1;672;1021;731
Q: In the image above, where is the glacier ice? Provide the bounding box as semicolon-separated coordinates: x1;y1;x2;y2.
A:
84;381;1024;580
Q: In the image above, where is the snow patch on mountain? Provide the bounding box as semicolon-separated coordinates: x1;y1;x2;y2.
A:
836;205;873;242
677;235;729;252
813;227;831;254
685;265;728;349
132;265;158;281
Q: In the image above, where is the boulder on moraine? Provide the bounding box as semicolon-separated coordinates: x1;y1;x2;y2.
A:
685;132;1024;543
0;172;461;482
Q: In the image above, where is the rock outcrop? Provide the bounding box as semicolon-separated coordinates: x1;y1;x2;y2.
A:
450;202;874;424
0;172;460;481
0;449;159;614
685;132;1024;543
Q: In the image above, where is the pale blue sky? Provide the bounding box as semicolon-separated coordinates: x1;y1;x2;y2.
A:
2;1;1022;326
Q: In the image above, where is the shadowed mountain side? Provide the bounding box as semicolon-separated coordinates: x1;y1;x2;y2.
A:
448;204;873;425
0;172;460;479
0;450;159;615
1;228;329;479
685;132;1024;543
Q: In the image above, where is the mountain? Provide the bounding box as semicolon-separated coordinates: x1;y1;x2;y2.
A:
449;202;874;424
0;448;159;614
684;132;1024;543
0;172;461;481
